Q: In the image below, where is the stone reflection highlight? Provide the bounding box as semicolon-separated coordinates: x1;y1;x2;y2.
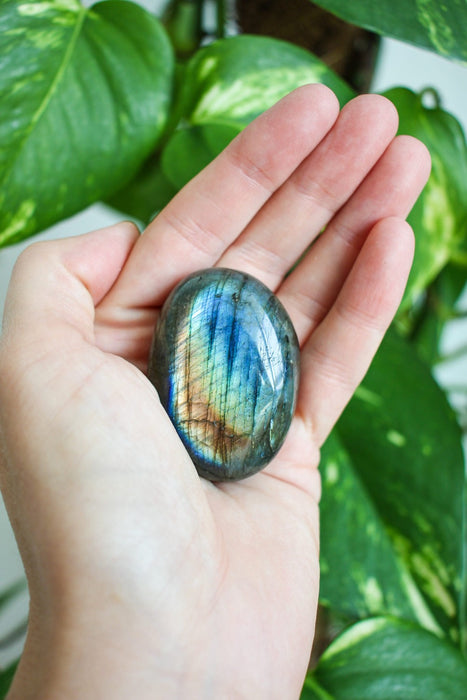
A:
148;268;299;481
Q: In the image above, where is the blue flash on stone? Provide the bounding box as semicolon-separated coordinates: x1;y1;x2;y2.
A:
148;268;300;481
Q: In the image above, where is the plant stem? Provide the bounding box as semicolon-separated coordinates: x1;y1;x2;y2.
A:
216;0;226;38
161;0;205;58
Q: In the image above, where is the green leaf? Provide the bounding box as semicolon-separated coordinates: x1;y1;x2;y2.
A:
157;34;355;196
337;330;465;641
404;263;467;366
308;617;467;699
320;432;438;628
381;88;467;310
179;34;355;128
0;661;18;699
0;581;26;682
310;0;467;63
301;675;335;700
0;0;174;246
111;32;357;220
161;122;241;190
108;154;177;224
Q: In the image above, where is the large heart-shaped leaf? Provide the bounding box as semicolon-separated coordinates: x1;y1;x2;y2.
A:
382;88;467;311
0;0;174;246
334;330;465;641
320;432;439;630
309;0;467;63
303;617;467;699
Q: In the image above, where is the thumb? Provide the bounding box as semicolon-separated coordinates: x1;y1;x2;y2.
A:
2;222;140;346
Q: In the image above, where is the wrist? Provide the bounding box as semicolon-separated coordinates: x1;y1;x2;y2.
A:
7;593;223;700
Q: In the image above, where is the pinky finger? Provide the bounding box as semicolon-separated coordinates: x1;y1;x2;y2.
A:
297;216;414;446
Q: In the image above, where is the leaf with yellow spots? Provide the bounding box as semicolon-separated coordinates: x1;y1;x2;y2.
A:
150;35;355;205
0;0;174;246
303;617;467;699
333;329;465;644
381;88;467;313
320;431;441;631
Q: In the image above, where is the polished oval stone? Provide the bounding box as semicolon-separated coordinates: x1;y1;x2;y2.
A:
148;268;299;481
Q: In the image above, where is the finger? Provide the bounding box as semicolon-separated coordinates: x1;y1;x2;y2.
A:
216;94;398;289
297;217;414;446
279;135;431;343
103;84;340;309
2;222;139;346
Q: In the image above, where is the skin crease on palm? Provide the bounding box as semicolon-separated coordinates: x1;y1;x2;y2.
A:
0;85;431;699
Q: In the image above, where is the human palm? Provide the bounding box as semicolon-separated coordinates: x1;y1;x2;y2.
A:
0;85;430;699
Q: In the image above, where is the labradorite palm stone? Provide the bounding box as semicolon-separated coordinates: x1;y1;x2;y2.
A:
148;268;299;481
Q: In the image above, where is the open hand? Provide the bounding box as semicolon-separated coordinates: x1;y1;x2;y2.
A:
0;85;430;699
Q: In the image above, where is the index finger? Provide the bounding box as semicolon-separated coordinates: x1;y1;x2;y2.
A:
104;84;340;309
